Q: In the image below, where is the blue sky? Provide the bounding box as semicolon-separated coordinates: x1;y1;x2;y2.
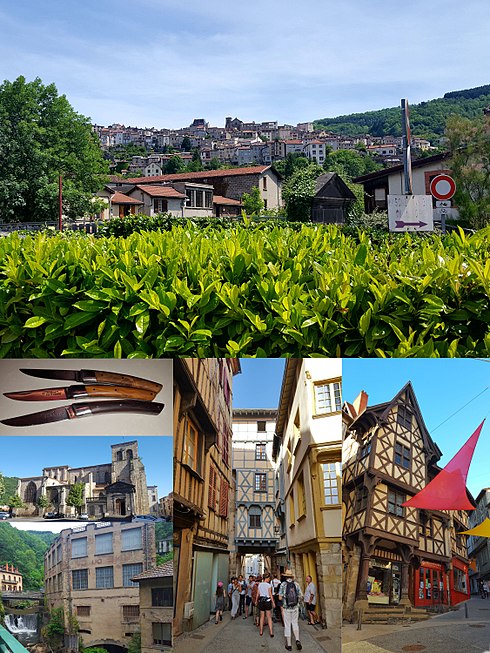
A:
0;1;488;128
343;359;490;498
0;436;172;496
233;359;285;409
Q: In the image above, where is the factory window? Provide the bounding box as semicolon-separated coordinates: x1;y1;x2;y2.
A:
123;563;143;587
96;566;114;589
71;538;87;559
95;533;113;555
121;528;142;551
72;569;88;591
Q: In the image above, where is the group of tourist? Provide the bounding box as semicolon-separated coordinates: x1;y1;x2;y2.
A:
215;570;320;651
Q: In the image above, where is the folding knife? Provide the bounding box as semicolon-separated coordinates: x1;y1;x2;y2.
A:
4;385;157;402
1;400;165;427
20;368;162;395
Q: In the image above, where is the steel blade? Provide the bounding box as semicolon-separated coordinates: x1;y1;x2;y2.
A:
1;406;72;427
4;388;70;401
19;369;81;382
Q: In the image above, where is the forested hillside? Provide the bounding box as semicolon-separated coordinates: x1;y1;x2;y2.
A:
314;85;490;139
0;523;57;590
0;477;19;504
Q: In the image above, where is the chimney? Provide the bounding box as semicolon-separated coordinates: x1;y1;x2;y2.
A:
353;390;368;417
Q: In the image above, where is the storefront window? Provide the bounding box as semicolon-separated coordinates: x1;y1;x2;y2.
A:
367;558;401;605
454;566;467;593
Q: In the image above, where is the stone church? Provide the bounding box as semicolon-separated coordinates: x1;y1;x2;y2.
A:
17;441;150;519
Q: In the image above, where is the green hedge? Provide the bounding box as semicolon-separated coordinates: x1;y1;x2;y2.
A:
0;225;489;357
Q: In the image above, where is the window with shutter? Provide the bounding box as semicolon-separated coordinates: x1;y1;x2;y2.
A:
208;466;216;510
219;478;229;517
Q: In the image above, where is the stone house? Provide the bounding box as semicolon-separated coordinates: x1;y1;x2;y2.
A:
132;562;173;653
0;563;22;592
120;165;283;211
44;522;156;653
17;441;150;519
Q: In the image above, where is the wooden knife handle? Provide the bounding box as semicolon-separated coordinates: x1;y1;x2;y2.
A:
90;371;163;394
72;400;165;418
84;385;156;401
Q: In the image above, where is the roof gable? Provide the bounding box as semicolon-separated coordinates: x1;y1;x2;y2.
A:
314;173;356;200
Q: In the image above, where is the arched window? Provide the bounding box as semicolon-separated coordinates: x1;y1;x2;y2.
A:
116;451;123;462
126;449;133;460
249;505;262;529
24;481;37;503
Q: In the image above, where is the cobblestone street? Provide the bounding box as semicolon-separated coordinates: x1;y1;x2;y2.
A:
342;598;490;653
174;610;340;653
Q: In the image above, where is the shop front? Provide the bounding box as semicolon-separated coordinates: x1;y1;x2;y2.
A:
367;557;402;605
450;557;470;606
414;561;448;607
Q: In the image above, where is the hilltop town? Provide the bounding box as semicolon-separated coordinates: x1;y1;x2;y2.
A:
94;115;435;176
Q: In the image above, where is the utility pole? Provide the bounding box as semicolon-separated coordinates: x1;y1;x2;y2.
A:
59;174;63;232
401;99;413;195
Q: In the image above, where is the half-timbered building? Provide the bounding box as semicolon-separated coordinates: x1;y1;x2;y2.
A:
342;382;471;621
273;358;342;630
231;409;279;575
173;358;240;635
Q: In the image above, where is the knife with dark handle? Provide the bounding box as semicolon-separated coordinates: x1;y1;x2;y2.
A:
0;400;165;427
19;369;163;395
4;385;157;402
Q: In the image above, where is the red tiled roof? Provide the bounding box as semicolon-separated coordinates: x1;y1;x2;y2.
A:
213;196;243;206
134;185;186;198
110;191;143;205
118;165;271;185
132;562;173;580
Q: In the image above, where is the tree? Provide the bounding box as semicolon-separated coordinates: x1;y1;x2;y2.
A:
241;186;264;216
37;495;49;516
282;167;317;221
446;112;490;229
66;483;84;516
181;136;192;151
0;472;4;501
0;76;109;222
323;149;382;179
187;148;203;172
163;156;186;174
42;607;65;651
127;632;141;653
207;158;222;170
7;495;24;517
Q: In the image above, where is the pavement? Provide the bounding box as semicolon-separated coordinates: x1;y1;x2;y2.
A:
174;608;341;653
342;597;490;653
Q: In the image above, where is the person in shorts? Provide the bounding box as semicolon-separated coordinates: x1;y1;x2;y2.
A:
304;575;318;625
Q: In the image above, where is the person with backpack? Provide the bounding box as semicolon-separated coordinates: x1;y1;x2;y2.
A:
278;569;303;651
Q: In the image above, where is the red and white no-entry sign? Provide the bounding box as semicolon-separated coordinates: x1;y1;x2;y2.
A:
430;174;456;201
